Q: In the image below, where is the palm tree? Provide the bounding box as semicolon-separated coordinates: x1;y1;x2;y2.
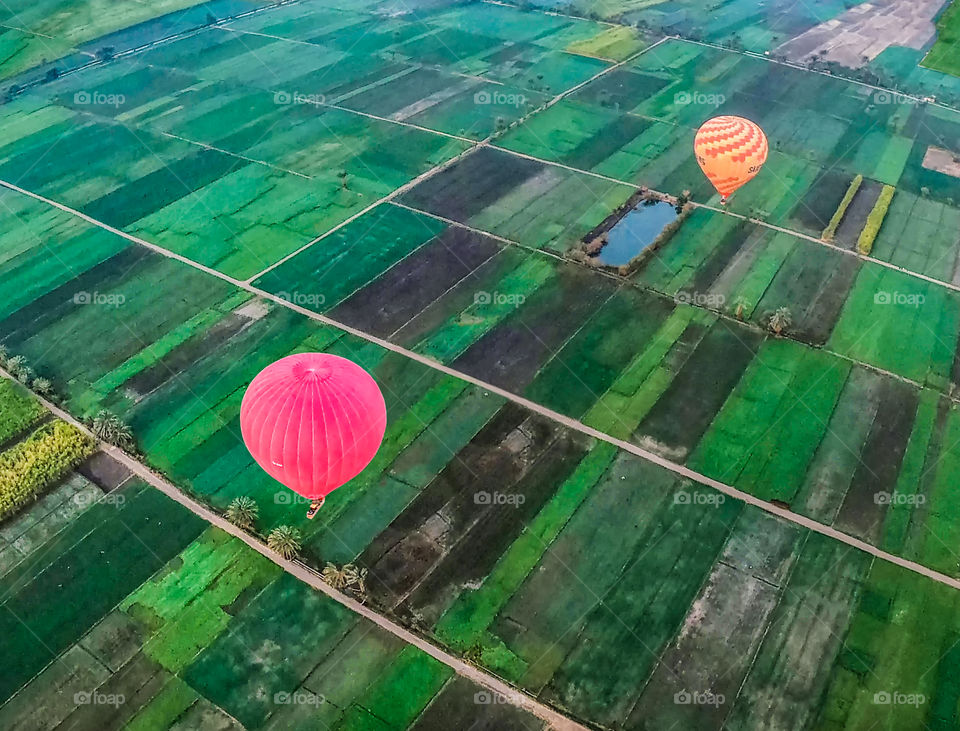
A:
226;497;259;530
91;410;135;450
344;564;368;599
31;377;53;396
268;525;302;559
321;562;351;590
7;355;33;384
321;562;368;599
768;307;792;335
6;354;27;376
0;345;8;365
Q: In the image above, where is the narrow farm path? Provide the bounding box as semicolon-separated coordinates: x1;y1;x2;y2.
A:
5;180;960;599
6;366;587;731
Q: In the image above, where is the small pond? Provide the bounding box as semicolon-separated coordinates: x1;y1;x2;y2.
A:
592;199;678;266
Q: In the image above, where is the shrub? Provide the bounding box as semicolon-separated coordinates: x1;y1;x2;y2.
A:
822;174;862;241
857;185;895;255
6;355;30;382
0;421;95;521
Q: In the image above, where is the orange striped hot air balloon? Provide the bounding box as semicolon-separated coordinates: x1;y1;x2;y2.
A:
694;116;768;204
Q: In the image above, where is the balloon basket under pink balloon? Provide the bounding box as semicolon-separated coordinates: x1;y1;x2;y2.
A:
306;497;325;520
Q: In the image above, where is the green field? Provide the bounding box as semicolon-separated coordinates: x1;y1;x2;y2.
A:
6;1;960;729
923;0;960;77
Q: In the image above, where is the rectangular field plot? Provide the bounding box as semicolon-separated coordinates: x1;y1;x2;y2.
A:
869;191;960;280
631;208;862;345
828;266;960;388
399;146;635;253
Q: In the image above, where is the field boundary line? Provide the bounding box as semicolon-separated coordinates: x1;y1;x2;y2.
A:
0;23;55;39
481;0;621;28
387;200;623;284
4;369;586;731
5;181;960;599
154;130;313;179
313;100;479;144
216;26;323;47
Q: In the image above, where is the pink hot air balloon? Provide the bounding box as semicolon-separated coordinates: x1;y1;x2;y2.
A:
240;353;387;518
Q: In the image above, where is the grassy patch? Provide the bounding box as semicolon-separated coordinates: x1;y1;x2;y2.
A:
922;1;960;76
0;378;44;445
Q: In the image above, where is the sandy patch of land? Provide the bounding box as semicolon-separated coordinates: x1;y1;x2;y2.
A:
777;0;942;67
923;145;960;178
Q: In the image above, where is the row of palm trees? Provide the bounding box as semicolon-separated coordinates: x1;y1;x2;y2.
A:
225;496;368;600
0;347;54;398
224;496;303;557
0;346;140;451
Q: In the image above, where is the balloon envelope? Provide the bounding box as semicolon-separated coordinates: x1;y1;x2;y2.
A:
694;116;768;200
240;353;387;500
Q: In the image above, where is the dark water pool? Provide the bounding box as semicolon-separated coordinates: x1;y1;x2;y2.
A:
593;200;678;266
